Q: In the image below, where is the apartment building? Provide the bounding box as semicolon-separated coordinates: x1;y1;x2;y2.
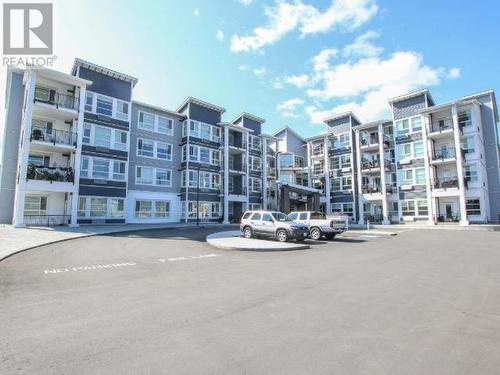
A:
1;59;498;227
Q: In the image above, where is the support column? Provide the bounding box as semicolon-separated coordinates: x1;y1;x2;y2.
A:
70;85;86;227
262;137;268;210
13;70;37;227
306;142;312;188
378;123;390;224
451;105;468;225
323;135;331;214
422;114;436;225
355;129;364;225
223;126;230;224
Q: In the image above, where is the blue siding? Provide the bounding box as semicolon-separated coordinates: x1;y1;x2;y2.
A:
78;67;132;102
189;103;221;125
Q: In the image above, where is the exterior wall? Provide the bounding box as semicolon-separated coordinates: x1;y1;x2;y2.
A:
393;95;427;120
78;67;131;102
0;71;24;223
242;117;261;135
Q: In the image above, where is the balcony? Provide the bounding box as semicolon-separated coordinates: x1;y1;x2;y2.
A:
30;126;77;148
430;146;460;164
267;167;276;177
313;166;325;175
432;177;459;190
361;159;380;170
228;162;247;174
362;184;382;194
428;119;454;139
33;87;80;122
228;137;247;150
360;134;379;150
27;164;74;183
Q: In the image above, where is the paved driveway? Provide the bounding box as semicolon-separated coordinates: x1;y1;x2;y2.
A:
1;228;499;374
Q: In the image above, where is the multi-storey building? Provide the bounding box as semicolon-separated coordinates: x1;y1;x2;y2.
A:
1;59;499;227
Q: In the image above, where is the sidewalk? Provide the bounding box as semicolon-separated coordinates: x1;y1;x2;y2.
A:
0;223;233;262
347;223;500;232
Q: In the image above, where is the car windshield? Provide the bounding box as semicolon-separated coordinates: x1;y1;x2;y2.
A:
310;212;326;220
272;212;292;222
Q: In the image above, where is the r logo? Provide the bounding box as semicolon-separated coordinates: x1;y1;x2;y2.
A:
3;3;53;55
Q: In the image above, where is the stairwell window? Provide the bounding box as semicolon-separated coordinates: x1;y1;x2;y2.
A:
96;95;113;117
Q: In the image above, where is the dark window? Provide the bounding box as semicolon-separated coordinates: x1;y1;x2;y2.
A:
288;213;297;220
242;212;252;219
251;213;261;220
262;213;273;222
299;213;308;220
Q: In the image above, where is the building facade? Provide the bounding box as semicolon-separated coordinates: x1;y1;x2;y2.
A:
1;59;499;227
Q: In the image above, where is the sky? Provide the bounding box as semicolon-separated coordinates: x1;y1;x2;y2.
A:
1;0;499;138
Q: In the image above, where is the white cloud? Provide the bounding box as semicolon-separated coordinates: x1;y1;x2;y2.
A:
238;65;248;71
216;30;224;41
285;74;310;87
312;48;338;72
253;67;267;77
193;8;200;16
230;0;378;52
447;67;461;79
239;0;253;5
303;51;454;123
343;30;382;58
277;98;305;118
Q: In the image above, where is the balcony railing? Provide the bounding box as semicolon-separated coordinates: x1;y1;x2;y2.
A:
360;135;379;147
363;213;383;223
27;164;74;183
361;159;380;169
229;187;247;195
30;125;77;147
24;214;70;226
313;166;325;175
267;167;276;176
34;86;79;111
432;177;459;190
430;119;453;133
229;137;247;149
362;185;382;194
431;146;457;160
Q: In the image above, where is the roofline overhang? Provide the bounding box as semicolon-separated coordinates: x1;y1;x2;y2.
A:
132;100;185;118
388;88;435;106
231;112;266;125
323;111;361;126
218;122;254;133
176;96;226;114
71;58;138;87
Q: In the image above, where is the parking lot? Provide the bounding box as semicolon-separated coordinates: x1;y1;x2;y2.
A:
1;228;500;374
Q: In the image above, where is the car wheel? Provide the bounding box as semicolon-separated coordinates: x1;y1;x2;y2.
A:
276;229;288;242
310;227;322;240
325;233;335;240
243;226;253;239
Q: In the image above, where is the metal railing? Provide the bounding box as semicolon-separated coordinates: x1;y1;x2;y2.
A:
360;135;379;146
267;167;276;176
431;146;457;160
24;214;70;226
27;164;74;183
361;159;381;169
30;125;77;146
363;213;383;223
430;119;453;133
432;177;459;189
362;185;382;194
34;86;79;111
229;137;247;149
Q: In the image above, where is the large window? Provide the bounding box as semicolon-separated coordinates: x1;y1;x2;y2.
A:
111;198;124;217
181;169;219;189
401;200;415;216
90;197;107;217
466;199;481;216
155;201;170;217
181;201;221;219
137;138;154;157
413;142;424;158
184;120;219;142
92;159;110;179
464;163;478;183
415;168;426;184
279;153;294;168
136;166;154;185
135;200;153;218
462;136;475;154
24;195;47;216
94;126;111;148
83;123;128;151
158;117;173;135
156;169;172;186
96;95;113;117
138;112;155;132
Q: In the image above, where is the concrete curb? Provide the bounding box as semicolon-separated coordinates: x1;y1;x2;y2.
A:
0;224;236;263
206;231;311;251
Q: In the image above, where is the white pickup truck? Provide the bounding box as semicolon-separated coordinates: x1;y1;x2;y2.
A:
288;211;347;240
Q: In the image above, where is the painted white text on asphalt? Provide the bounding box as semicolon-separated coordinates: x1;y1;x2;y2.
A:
44;262;137;274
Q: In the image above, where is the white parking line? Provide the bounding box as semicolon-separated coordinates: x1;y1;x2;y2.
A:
158;253;220;263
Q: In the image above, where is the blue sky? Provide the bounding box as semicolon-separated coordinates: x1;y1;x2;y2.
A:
13;0;500;137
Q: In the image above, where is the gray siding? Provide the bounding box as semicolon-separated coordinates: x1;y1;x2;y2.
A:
189;103;221;125
393;95;427;120
286;130;306;158
77;67;132;102
243;117;261;135
0;71;24;224
128;103;182;193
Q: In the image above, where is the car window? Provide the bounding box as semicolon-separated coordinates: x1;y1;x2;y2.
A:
299;213;308;220
242;212;252;219
262;213;273;222
310;212;326;219
271;212;292;222
288;213;297;220
251;213;262;220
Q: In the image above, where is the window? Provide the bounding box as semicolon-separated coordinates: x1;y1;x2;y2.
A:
137;139;154;157
400;169;413;185
344;203;354;216
113;161;126;180
114;130;127;151
401;200;415;216
94;126;111;148
135;200;153;218
85;92;93;112
411;117;422;132
251;178;261;192
212;127;220;142
243;212;253;219
200;123;211;140
459;110;472;128
83;123;91;144
96;95;113;117
464;163;478;183
413;142;424;158
399;143;412;160
396;119;410;136
90;198;107;217
415;168;426;184
211;150;220;165
24;195;47;216
340;154;351;168
157;142;171;160
78;197;86;217
337;133;350;148
80;157;89;177
212;174;220;189
342;176;352;190
189;145;198;161
288;212;298;220
189;121;199;137
279;154;294;168
93;159;109;179
200;148;210;163
111;199;124;217
138;112;155;132
332;203;342;213
136;166;154;185
462;137;475;154
251;212;262;220
116;101;129;121
250;156;261;171
158;117;173;135
262;213;273;222
155;201;170;217
466;199;481;216
299;213;308;220
331;177;341;191
417;200;428;216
